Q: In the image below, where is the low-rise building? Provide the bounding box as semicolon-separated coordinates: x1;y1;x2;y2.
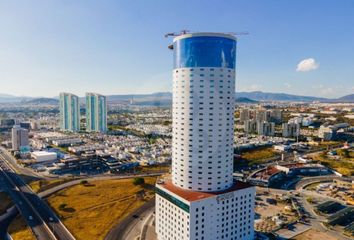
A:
31;151;57;162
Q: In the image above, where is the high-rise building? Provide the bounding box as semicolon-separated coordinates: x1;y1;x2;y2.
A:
85;92;107;132
282;122;300;138
257;121;275;136
59;92;80;132
156;32;255;240
255;109;269;122
240;109;251;122
12;125;29;150
244;119;258;134
270;109;282;123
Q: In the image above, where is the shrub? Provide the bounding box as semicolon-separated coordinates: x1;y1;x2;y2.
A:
80;180;88;185
59;203;67;210
133;177;145;185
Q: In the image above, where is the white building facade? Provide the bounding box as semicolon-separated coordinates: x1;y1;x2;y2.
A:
156;32;255;240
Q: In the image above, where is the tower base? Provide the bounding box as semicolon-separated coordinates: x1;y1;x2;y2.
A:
155;179;255;240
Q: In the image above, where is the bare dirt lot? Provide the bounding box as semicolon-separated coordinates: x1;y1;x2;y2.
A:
293;229;338;240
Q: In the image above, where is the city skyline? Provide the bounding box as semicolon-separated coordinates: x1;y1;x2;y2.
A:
0;0;353;98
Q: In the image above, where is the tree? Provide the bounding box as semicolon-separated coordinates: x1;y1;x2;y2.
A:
59;203;67;210
133;177;145;185
80;180;88;185
337;149;349;158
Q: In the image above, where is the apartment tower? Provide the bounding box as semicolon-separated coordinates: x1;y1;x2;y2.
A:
59;92;80;132
85;92;107;132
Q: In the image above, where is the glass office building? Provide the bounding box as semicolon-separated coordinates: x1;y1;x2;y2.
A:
85;93;107;133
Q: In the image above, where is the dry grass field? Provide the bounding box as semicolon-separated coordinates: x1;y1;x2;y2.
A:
240;147;279;165
29;178;74;193
46;177;157;240
293;229;338;240
315;152;354;176
8;215;35;240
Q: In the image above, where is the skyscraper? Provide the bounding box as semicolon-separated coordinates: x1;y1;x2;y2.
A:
59;92;80;132
12;125;29;151
156;32;255;240
85;92;107;132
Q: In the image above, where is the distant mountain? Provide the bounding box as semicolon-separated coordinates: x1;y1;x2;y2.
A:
106;92;172;106
236;91;328;102
0;93;15;98
337;94;354;102
235;97;258;103
23;98;59;105
0;94;33;103
0;91;353;104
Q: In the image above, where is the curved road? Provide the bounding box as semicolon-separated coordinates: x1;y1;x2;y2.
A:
0;172;164;239
105;198;155;240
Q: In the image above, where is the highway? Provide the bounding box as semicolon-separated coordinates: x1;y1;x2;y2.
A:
0;146;167;240
0;157;56;240
0;151;75;240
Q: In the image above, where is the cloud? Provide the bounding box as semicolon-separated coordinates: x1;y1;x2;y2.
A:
296;58;319;72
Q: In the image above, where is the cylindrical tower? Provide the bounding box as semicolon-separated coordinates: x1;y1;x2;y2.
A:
171;32;237;192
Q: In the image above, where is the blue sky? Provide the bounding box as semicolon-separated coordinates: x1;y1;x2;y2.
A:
0;0;353;98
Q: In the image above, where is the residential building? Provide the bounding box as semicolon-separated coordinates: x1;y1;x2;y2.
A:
12;125;29;150
244;119;258;134
240;109;251;122
255;109;269;122
156;32;255;240
59;92;80;132
318;123;350;140
85;92;107;132
270;109;282;123
257;121;275;136
282;123;300;138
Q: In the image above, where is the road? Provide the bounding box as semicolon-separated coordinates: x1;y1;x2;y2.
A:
0;151;75;240
295;175;354;190
1;173;164;240
0;157;57;240
0;148;165;240
0;147;46;180
296;192;352;240
262;186;352;240
105;198;155;240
